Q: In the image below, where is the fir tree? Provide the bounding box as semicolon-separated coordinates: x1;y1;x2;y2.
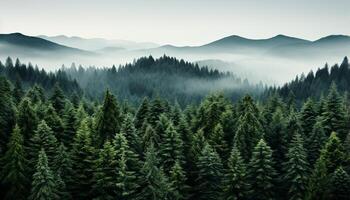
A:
44;104;65;142
305;158;328;200
61;102;77;147
29;120;59;169
322;83;347;139
52;143;73;187
0;125;28;199
306;118;327;166
29;149;58;200
209;123;229;160
169;160;189;200
96;90;122;146
196;143;224;200
248;139;276;200
300;98;317;137
134;97;150;130
16;97;38;144
12;78;24;104
139;143;171;200
160;122;184;173
120;114;143;156
319;132;346;173
70;119;96;200
93;141;118;200
283;132;309;200
327;167;350;200
223;146;249;200
50;83;66;114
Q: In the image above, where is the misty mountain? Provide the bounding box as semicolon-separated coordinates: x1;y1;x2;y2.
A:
38;35;159;51
0;33;92;56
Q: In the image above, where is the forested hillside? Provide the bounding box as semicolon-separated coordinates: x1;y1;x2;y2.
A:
266;57;350;105
63;55;263;104
0;69;349;199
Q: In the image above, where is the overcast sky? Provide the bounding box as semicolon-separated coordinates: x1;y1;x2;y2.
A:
0;0;349;45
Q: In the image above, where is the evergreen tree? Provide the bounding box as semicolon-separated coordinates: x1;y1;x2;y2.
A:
70;119;96;200
139;143;171;200
93;141;118;200
50;83;66;114
319;132;346;173
134;97;150;130
120;114;143;156
327;167;350;200
283;132;309;200
16;97;38;145
160;122;184;173
96;90;121;146
248;139;276;200
300;98;317;137
196;143;224;200
12;78;24;104
223;146;249;200
305;158;328;200
61;102;77;147
29;149;58;200
148;97;166;126
52;143;73;187
209;123;229;160
306;118;327;166
322;83;347;139
29;120;59;169
169;160;189;200
0;125;28;200
44;104;65;142
0;77;15;155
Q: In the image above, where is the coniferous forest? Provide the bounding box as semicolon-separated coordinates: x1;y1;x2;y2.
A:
1;55;350;200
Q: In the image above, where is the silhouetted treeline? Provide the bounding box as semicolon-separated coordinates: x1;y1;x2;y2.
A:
265;57;350;106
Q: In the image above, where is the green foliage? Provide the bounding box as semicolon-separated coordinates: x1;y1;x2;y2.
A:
50;83;66;114
0;125;28;199
169;160;189;200
283;132;309;200
29;149;58;200
223;146;249;200
306;118;327;165
196;143;224;200
248;139;276;200
319;132;346;173
96;90;122;146
327;167;350;200
71;119;96;199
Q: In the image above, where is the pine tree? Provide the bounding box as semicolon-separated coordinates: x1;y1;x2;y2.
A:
96;90;122;146
283;132;309;200
0;77;15;156
148;97;166;126
300;98;317;137
196;143;224;200
29;120;59;170
61;102;77;147
55;173;71;199
319;132;346;173
233;96;263;161
223;146;249;200
52;143;73;187
305;158;328;200
169;160;189;200
120;114;143;156
160;122;184;173
327;167;350;200
139;143;171;200
142;123;159;150
44;104;65;142
70;119;96;200
248;139;276;200
16;97;38;145
134;97;150;130
322;83;347;139
93;141;118;200
50;83;66;114
306;118;327;166
209;123;229;160
29;149;58;200
13;78;24;104
0;125;28;199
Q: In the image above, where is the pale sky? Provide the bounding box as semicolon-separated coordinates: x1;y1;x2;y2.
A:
0;0;349;46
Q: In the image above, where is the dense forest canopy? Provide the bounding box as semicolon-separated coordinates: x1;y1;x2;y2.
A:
0;55;350;200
